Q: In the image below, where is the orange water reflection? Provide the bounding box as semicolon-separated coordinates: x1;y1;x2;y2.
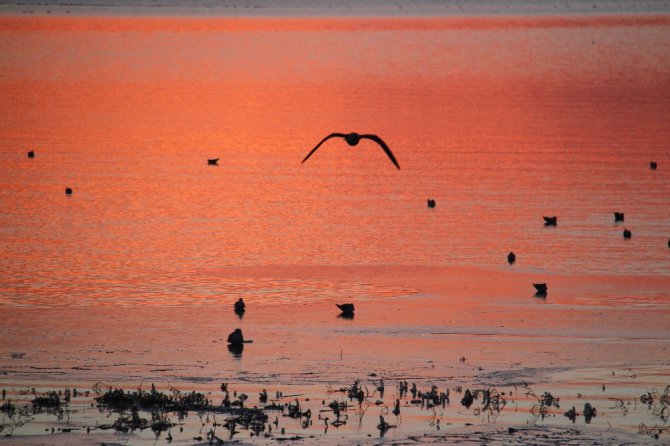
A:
1;14;670;304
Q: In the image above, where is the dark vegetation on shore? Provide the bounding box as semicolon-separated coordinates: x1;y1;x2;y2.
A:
1;379;669;442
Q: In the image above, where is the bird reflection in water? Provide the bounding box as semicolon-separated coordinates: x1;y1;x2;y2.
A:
227;343;244;357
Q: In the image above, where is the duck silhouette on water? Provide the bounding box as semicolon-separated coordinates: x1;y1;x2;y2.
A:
533;283;547;297
227;328;252;355
234;298;245;317
507;252;516;264
301;132;400;170
227;328;245;346
543;216;557;226
337;303;355;319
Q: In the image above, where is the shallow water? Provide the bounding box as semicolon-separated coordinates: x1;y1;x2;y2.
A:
1;7;670;443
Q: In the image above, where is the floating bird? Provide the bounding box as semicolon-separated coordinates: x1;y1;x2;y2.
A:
650;161;657;170
227;328;245;346
336;303;355;316
507;252;516;264
27;150;35;158
533;283;547;297
207;158;219;166
234;298;245;312
234;298;245;318
427;199;436;208
301;132;400;169
65;187;73;195
543;216;557;226
613;212;624;222
623;228;632;239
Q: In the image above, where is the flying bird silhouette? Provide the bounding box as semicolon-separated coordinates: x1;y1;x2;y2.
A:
301;132;400;169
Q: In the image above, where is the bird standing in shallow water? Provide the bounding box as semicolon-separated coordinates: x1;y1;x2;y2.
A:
301;132;400;169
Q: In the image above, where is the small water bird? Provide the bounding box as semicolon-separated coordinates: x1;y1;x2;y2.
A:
614;212;624;222
65;187;73;195
227;328;248;346
650;161;657;170
427;199;436;208
336;303;355;316
533;283;547;297
234;298;245;318
623;228;632;239
507;252;516;264
27;150;35;158
543;216;557;226
234;298;245;312
301;132;400;169
207;158;219;165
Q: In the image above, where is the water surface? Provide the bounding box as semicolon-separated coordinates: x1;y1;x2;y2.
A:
1;10;669;442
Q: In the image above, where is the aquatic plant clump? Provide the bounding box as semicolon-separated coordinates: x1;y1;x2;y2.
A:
95;384;211;413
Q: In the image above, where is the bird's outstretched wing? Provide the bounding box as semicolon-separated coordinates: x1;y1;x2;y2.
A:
301;133;347;164
360;134;401;170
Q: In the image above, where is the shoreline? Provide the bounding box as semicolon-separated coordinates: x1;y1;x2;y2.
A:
1;362;668;444
2;11;670;27
1;0;670;21
0;425;665;446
